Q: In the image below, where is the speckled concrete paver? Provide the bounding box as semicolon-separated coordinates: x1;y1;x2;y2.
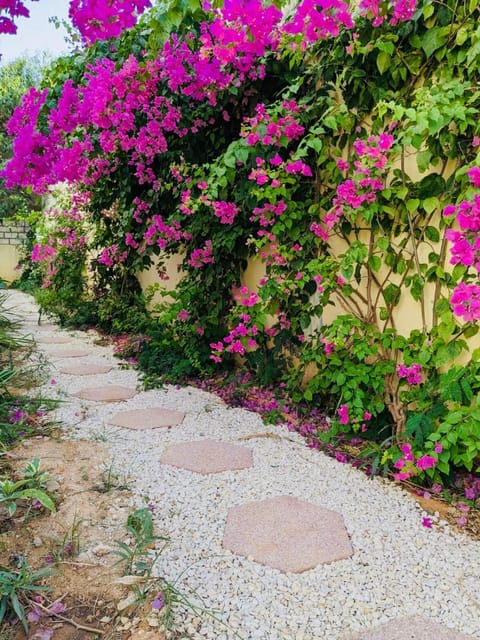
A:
35;335;72;344
60;363;113;376
49;348;92;358
23;323;56;331
341;616;475;640
73;385;137;402
223;495;353;573
109;407;185;430
161;439;253;474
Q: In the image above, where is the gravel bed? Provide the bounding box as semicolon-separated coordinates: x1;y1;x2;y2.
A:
8;291;480;640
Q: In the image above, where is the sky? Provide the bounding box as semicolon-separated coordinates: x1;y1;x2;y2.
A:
0;1;72;63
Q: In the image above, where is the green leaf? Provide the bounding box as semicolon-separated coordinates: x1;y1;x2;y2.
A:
422;4;434;19
376;52;391;75
368;255;382;272
323;116;337;130
416;150;431;173
307;138;322;152
418;173;446;197
376;41;395;55
10;592;27;631
436;459;450;475
406;198;420;214
422;197;439;215
300;314;311;330
435;298;450;315
376;237;389;251
452;264;467;281
410;274;424;301
384;283;400;305
20;489;56;513
223;153;236;169
235;147;250;164
455;26;469;46
424;225;440;242
421;27;449;58
0;598;7;623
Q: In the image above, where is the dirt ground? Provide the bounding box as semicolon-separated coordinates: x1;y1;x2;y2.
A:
0;437;166;640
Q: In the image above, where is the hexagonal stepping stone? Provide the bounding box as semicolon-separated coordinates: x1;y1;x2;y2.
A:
223;495;352;573
161;439;252;474
341;617;475;640
36;335;71;344
109;407;185;430
73;385;137;402
60;363;113;376
23;323;56;331
49;349;92;358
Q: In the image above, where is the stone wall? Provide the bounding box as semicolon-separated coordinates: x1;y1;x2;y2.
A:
0;220;28;246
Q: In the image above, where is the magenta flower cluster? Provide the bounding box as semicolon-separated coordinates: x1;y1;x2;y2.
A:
359;0;417;27
0;0;38;35
443;167;480;323
0;0;150;42
396;362;423;385
69;0;151;44
311;132;394;242
393;442;441;481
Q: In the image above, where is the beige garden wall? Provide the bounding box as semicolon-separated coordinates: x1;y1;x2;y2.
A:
0;221;28;284
136;253;184;308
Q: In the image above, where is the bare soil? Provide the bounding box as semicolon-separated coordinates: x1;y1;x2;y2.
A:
0;437;166;640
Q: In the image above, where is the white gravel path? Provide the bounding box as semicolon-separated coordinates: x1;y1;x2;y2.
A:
7;290;480;640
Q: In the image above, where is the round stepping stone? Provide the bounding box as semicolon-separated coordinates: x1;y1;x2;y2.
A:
49;349;92;358
36;336;71;344
160;439;253;474
73;385;137;402
109;408;185;430
59;363;113;376
341;616;476;640
223;495;352;573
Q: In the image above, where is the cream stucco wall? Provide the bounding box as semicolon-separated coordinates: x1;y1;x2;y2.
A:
0;245;22;284
136;253;184;308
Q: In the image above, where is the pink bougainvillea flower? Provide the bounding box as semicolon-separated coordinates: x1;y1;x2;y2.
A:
397;363;423;385
467;166;480;188
393;471;413;481
422;516;433;528
337;403;349;424
69;0;152;45
450;282;480;323
399;443;413;460
415;455;437;471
